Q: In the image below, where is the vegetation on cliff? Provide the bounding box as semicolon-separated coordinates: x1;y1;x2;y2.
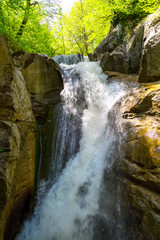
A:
0;0;159;56
109;0;160;28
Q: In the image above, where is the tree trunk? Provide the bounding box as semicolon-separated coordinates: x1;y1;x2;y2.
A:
16;0;37;39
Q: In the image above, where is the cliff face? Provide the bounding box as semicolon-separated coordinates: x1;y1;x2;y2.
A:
121;82;160;239
0;36;63;240
138;11;160;82
93;8;160;239
0;36;36;240
93;24;144;74
93;9;160;83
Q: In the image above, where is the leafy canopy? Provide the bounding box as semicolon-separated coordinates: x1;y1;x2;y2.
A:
0;0;61;55
53;0;111;56
0;0;160;56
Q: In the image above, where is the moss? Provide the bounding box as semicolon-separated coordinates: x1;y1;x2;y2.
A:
143;211;160;240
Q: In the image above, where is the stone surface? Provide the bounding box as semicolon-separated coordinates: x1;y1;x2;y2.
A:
93;25;127;60
94;9;160;83
138;9;160;83
22;53;63;123
0;37;64;239
100;49;130;74
93;24;144;74
0;36;36;240
121;82;160;239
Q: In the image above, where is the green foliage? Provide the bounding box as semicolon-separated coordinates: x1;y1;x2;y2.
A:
53;0;111;56
0;0;111;56
50;0;160;56
0;0;160;56
109;0;160;28
0;0;60;56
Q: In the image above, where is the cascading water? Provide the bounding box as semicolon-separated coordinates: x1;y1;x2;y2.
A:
17;61;127;240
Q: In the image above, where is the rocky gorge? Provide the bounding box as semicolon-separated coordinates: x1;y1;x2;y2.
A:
93;8;160;240
0;8;160;240
0;36;63;239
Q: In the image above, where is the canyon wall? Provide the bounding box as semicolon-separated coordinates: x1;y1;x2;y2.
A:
121;82;160;240
93;8;160;239
93;9;160;84
0;36;63;240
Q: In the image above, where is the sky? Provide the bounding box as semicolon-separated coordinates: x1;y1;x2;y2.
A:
62;0;76;12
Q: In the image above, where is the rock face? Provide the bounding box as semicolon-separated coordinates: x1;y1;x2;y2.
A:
21;53;63;124
0;36;36;240
93;24;144;74
94;9;160;83
0;37;63;239
121;82;160;239
138;9;160;83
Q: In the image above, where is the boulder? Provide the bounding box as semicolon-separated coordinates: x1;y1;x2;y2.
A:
121;82;160;239
93;24;144;74
138;9;160;83
22;53;63;124
93;25;127;60
100;48;130;73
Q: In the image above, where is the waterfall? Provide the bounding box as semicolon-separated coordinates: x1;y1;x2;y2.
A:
53;54;84;65
17;61;126;240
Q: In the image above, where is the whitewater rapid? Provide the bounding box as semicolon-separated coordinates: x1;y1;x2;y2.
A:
17;61;126;240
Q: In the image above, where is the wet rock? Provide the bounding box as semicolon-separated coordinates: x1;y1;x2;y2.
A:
0;36;64;239
121;82;160;239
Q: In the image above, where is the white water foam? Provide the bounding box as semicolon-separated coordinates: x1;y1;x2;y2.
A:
17;62;126;240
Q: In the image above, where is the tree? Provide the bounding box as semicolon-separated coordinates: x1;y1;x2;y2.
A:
60;0;111;56
1;0;159;56
16;0;38;39
0;0;61;55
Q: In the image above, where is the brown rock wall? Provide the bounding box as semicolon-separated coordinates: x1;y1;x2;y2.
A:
138;9;160;83
0;35;63;239
0;36;36;240
94;9;160;83
22;53;63;123
121;82;160;239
